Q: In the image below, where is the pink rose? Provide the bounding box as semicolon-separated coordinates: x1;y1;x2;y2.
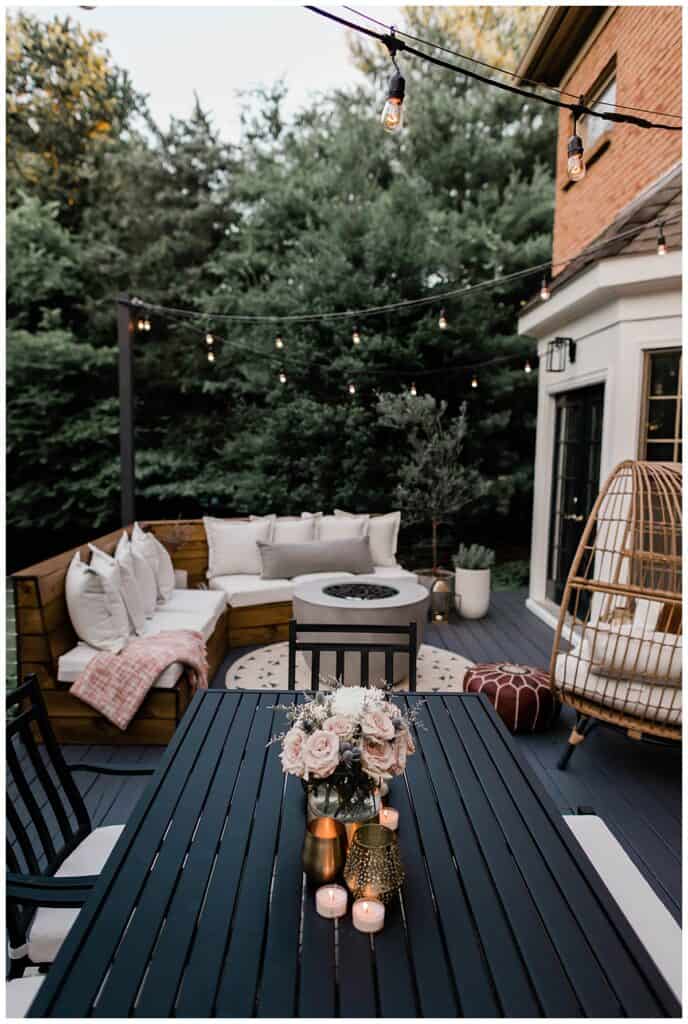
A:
361;736;396;776
281;728;305;776
323;714;355;739
302;729;341;779
360;708;395;741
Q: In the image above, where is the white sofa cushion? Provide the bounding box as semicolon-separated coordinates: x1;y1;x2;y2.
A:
58;589;225;686
122;532;157;618
334;510;401;567
65;552;130;653
292;571;355;585
553;650;681;725
317;515;369;543
371;565;418;581
250;514;317;544
203;517;274;577
90;540;145;635
6;976;45;1018
208;575;293;607
28;825;124;963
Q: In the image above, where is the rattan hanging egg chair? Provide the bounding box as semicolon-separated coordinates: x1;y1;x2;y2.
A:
549;460;682;768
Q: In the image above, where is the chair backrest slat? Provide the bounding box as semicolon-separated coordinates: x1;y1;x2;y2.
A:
20;720;77;856
288;620;419;691
7;736;57;866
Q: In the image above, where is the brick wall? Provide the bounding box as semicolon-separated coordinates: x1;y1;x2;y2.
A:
552;6;682;270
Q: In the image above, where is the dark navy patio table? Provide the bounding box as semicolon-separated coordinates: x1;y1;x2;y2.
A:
29;690;679;1017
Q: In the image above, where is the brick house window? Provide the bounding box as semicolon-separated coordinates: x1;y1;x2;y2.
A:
580;67;617;150
640;348;682;462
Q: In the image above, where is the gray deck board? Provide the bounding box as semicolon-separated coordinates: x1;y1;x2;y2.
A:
11;589;681;945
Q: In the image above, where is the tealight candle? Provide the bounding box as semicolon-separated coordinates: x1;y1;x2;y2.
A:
316;884;348;919
379;807;399;831
352;898;385;933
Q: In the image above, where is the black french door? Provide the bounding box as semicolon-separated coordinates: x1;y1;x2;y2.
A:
547;384;605;607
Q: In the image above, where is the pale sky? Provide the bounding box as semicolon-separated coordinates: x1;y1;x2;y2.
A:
20;4;405;142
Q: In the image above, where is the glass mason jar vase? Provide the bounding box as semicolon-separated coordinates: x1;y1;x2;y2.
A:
307;783;381;844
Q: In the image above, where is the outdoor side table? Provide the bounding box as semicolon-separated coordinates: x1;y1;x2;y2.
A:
28;691;679;1018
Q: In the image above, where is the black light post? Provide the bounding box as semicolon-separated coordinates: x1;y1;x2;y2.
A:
117;294;135;525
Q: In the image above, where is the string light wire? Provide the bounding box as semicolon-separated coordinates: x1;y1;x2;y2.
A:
305;6;682;131
341;5;682;120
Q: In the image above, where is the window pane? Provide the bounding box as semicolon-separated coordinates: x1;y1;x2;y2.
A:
649;351;681;396
586;76;616;147
647;397;679;438
645;442;676;461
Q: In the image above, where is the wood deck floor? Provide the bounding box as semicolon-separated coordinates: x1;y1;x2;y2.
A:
13;590;681;935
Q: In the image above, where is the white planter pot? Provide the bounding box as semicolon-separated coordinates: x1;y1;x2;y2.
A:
454;568;490;619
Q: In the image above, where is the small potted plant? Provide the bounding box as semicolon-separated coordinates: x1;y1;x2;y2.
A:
452;543;495;619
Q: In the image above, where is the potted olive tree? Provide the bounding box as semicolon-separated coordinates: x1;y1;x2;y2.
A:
452;543;495;619
376;393;492;596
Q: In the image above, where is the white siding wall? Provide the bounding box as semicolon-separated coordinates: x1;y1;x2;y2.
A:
518;251;681;615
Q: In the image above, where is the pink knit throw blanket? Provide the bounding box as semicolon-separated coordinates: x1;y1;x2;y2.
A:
70;630;208;731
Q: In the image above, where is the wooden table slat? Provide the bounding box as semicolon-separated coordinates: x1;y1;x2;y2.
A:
463;695;678;1017
133;693;261;1017
174;693;286;1017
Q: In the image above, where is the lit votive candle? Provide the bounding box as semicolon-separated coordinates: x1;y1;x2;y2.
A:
379;807;399;831
316;884;348;919
352;899;385;933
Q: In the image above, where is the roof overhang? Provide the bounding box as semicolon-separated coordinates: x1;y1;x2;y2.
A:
516;6;609;86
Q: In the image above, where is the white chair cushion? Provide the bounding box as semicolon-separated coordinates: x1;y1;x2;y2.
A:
582;623;681;684
28;825;124;964
250;514;317;544
208;575;293;607
203;517;274;577
58;643;184;689
334;510;401;567
65;552;130;653
90;538;145;636
553;650;681;725
565;815;681;1001
6;976;45;1018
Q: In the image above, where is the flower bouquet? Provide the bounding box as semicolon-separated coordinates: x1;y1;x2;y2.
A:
275;686;420;822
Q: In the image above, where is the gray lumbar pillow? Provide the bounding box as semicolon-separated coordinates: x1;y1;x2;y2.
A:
258;538;374;579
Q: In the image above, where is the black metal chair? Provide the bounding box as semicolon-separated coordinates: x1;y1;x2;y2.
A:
6;674;155;978
287;619;418;691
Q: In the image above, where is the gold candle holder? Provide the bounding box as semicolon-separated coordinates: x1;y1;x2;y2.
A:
302;817;347;886
343;824;404;904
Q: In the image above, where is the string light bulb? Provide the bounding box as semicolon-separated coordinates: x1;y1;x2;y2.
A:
275;333;284;350
525;359;533;374
410;382;417;397
136;317;145;332
352;325;361;346
567;106;586;182
438;308;448;330
540;275;551;301
279;369;287;384
144;318;151;332
657;224;667;256
207;350;215;364
206;332;214;346
471;373;478;389
381;60;405;134
348;381;356;396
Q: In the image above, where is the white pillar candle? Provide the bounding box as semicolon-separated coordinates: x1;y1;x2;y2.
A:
316;884;348;919
352;899;385;933
379;807;399;831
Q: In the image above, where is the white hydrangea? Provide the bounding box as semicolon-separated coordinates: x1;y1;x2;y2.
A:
331;685;383;717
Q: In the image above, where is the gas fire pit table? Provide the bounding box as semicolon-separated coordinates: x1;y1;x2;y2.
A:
292;576;429;686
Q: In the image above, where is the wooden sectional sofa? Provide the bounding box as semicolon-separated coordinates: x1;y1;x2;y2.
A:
12;521;236;745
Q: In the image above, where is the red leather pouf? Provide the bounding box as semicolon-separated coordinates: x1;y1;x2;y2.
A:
463;663;558;733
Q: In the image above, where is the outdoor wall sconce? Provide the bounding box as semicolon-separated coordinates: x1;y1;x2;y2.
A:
546;336;577;372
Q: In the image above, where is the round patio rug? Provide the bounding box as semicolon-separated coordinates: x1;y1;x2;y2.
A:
225;642;472;693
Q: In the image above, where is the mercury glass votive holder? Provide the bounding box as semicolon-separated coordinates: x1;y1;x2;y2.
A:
343;823;404;904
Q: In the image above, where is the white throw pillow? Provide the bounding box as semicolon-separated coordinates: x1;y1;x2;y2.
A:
317;514;369;543
583;623;682;685
131;523;172;605
204;516;274;577
251;515;316;544
334;510;401;567
65;552;131;653
90;541;145;635
122;533;157;618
